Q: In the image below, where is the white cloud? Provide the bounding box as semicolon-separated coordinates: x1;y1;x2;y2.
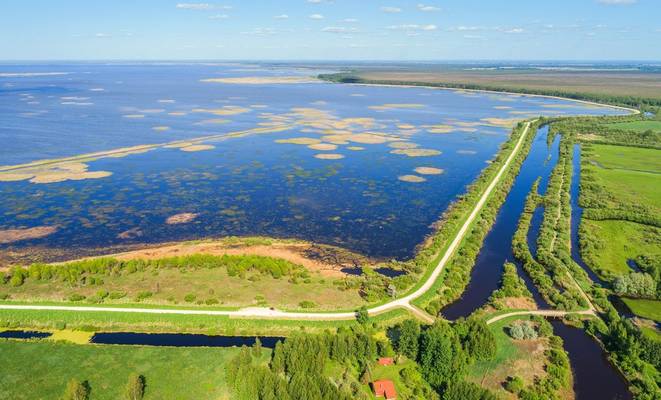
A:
274;14;289;19
381;6;402;13
95;33;111;38
309;14;324;19
388;24;437;31
241;27;277;35
503;28;524;34
209;14;229;19
417;3;440;12
343;18;358;23
322;26;358;34
176;3;231;10
597;0;636;4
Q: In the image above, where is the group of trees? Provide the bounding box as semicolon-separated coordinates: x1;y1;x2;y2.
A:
613;272;657;299
390;318;497;399
60;374;144;400
582;297;661;399
319;73;661;109
226;326;398;400
488;262;532;308
1;253;311;291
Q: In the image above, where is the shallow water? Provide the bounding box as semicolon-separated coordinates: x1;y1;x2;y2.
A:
0;63;627;260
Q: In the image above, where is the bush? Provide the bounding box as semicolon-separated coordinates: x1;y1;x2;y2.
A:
504;376;525;394
184;293;196;303
613;272;657;299
68;294;86;302
298;300;316;309
124;373;145;400
509;321;538;340
108;291;126;300
205;298;219;305
134;291;152;301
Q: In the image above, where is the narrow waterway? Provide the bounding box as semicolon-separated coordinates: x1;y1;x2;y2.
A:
570;144;605;285
90;332;284;348
441;126;558;319
551;320;632;400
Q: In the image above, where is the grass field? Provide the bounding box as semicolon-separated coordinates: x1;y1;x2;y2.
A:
0;340;255;400
587;144;661;215
590;144;661;173
581;219;661;278
0;307;411;336
467;316;549;399
1;266;365;311
621;298;661;322
350;70;661;101
606;120;661;133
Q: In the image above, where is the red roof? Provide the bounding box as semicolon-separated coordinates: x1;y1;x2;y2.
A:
373;380;397;400
377;357;394;366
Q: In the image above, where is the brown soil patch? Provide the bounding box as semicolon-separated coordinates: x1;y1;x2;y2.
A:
0;226;58;244
499;296;538;310
111;240;372;278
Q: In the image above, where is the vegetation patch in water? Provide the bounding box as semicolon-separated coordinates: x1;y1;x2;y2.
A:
414;167;444;175
390;148;441;157
398;175;426;183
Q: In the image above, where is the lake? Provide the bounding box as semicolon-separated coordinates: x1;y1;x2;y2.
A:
0;63;627;262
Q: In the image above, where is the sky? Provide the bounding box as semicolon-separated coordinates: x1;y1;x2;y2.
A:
1;0;660;61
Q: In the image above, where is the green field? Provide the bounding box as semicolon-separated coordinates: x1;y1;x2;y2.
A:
1;266;365;312
581;219;661;278
606;120;661;133
467;316;549;399
621;298;661;322
0;340;253;400
587;145;661;215
590;144;661;173
0;307;410;336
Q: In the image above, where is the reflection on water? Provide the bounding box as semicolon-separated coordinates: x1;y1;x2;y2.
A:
0;63;628;261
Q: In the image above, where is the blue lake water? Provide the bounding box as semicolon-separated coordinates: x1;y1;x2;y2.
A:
0;63;627;261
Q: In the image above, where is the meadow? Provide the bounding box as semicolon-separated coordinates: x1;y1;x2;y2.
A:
467;316;550;399
606;120;661;133
0;339;253;400
621;298;661;322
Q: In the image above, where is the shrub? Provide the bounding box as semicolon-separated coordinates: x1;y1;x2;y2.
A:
205;298;219;305
298;300;316;309
68;294;86;302
509;321;538;340
124;373;145;400
184;293;196;303
504;376;525;394
108;291;126;300
134;291;152;301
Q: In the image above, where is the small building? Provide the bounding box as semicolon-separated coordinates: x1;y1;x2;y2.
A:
377;357;394;366
372;379;397;400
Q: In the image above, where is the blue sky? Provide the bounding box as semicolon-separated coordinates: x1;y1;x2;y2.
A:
1;0;660;60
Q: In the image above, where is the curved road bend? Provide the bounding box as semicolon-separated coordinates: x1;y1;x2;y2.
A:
0;122;534;323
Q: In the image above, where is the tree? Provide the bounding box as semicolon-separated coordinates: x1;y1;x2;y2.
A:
356;306;369;325
396;319;420;360
419;321;468;389
61;379;90;400
613;273;656;298
455;318;496;361
504;376;524;394
442;381;496;400
253;337;263;357
124;374;145;400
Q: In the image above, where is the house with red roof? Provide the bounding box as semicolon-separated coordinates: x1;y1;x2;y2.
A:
372;379;397;400
377;357;394;366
